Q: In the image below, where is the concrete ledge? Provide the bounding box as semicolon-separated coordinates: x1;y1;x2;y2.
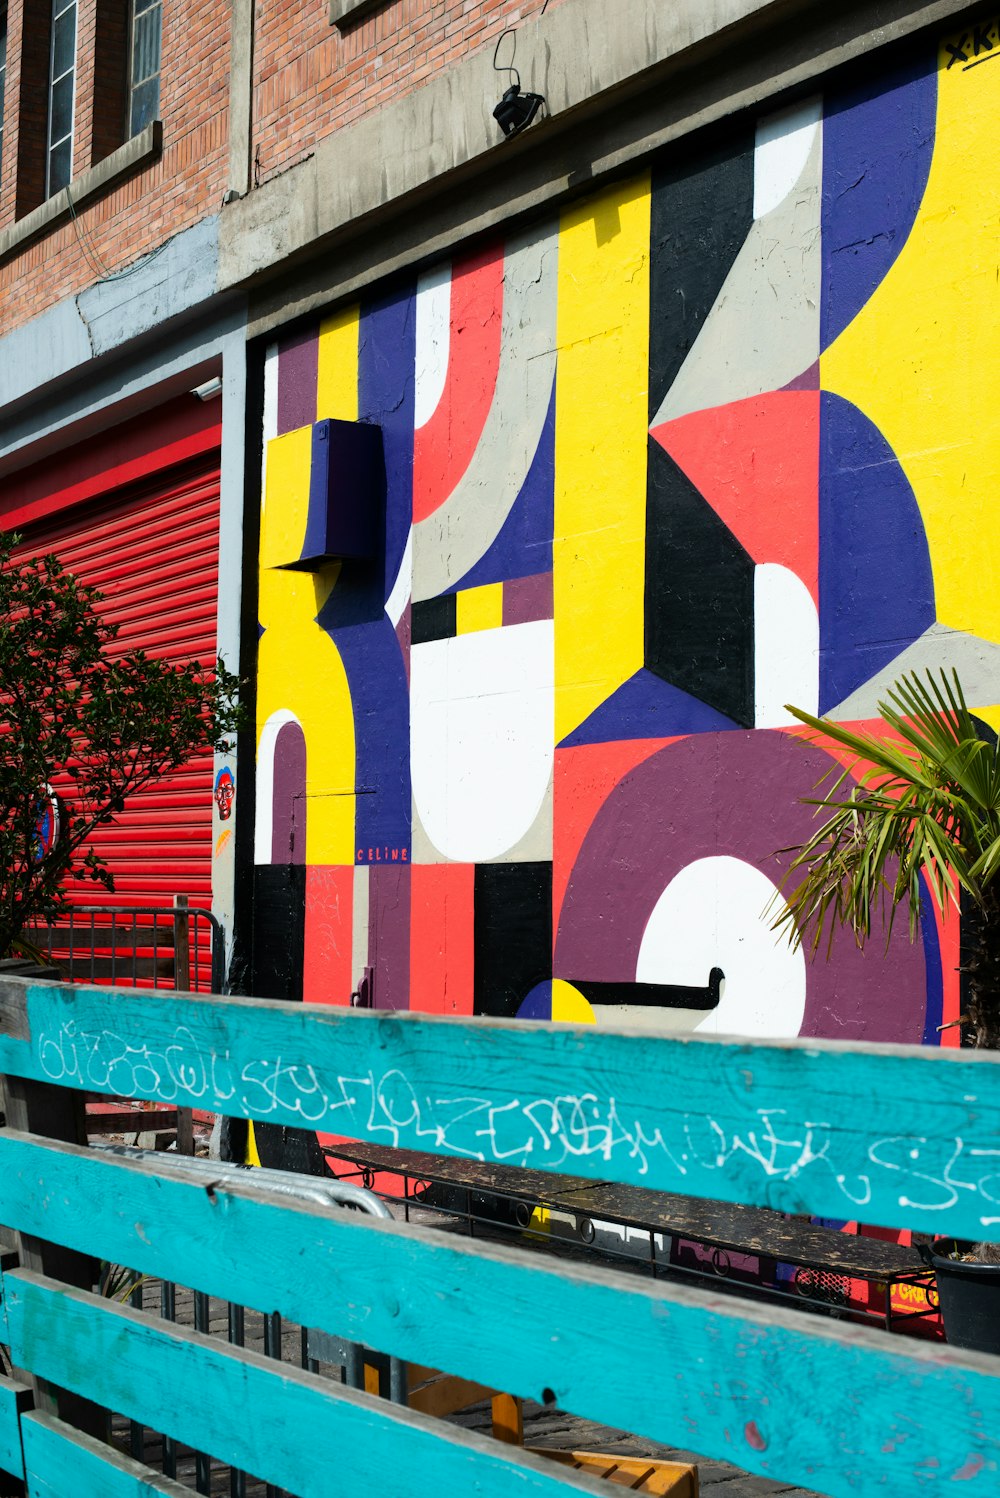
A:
0;121;162;267
329;0;387;28
222;0;979;338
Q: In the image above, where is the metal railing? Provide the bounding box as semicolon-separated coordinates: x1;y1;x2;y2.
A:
23;899;225;994
94;1146;399;1498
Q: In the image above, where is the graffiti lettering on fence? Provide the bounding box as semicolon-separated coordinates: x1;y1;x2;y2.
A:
34;1020;1000;1226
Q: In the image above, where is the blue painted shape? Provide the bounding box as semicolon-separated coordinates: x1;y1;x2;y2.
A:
5;980;1000;1239
560;669;740;747
518;982;553;1019
6;1277;598;1498
0;1376;29;1479
819;392;935;712
357;285;416;605
21;1412;189;1497
920;873;945;1047
453;379;556;590
316;609;410;855
821;51;937;348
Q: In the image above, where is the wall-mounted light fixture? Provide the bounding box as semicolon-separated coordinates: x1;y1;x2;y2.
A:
492;18;546;140
493;83;545;139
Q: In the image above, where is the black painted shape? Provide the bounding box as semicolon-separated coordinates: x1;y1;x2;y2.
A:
411;593;457;644
574;967;724;1012
250;864;330;1175
474;861;552;1019
648;130;755;422
251;864;306;1002
645;438;755;727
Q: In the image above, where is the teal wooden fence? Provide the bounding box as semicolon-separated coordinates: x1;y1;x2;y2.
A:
0;975;998;1495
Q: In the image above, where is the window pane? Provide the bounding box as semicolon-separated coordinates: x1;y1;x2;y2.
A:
48;137;71;193
49;71;73;145
132;6;160;85
133;0;156;13
51;7;75;79
129;73;158;134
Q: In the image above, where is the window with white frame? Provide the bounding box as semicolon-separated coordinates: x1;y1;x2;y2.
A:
46;0;77;196
129;0;162;137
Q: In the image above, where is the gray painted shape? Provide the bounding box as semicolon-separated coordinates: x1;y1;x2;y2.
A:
827;625;1000;721
412;223;559;602
651;111;822;428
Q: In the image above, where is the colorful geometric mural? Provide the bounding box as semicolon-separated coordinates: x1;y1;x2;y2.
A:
255;23;1000;1058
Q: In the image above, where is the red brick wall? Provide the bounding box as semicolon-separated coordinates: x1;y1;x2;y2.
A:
252;0;565;187
0;0;570;333
0;0;229;329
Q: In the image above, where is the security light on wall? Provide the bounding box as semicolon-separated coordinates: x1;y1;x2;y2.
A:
493;83;545;138
492;20;546;140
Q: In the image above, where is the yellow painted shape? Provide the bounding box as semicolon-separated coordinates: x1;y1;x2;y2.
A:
259;426;311;571
553;176;650;741
456;583;504;634
529;1206;551;1235
551;979;596;1025
821;33;1000;643
246;1121;261;1168
258;427;357;864
317;304;360;422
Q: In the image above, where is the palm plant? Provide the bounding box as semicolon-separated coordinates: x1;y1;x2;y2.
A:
774;669;1000;1049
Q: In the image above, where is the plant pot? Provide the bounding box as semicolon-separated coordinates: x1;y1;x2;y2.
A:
923;1244;1000;1353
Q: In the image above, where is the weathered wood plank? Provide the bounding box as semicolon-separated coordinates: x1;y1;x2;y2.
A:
0;1136;997;1496
0;1376;31;1479
20;1411;203;1498
4;1273;614;1498
3;977;1000;1238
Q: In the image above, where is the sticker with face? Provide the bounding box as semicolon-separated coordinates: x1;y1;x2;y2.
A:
214;767;236;821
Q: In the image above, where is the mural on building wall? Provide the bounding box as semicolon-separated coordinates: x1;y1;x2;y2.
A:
255;23;1000;1057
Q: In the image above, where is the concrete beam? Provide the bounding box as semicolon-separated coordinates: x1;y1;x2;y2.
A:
228;0;255;199
219;0;977;340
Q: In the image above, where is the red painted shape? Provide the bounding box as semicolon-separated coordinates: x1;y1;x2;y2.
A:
553;739;683;946
409;862;475;1015
1;395;222;532
744;1421;767;1453
412;242;504;523
304;866;355;1006
651;391;820;605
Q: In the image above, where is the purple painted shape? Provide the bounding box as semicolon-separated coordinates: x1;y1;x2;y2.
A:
368;862;411;1011
821;50;936;349
277;327;319;436
782;361;820;392
560;670;739;748
554;730;929;1042
395;602;411;688
271;720;307;866
503;572;553;627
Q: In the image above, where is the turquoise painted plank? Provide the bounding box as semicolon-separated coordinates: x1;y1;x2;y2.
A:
22;1412;192;1498
2;976;1000;1237
0;1376;30;1479
1;1144;998;1498
4;1273;613;1498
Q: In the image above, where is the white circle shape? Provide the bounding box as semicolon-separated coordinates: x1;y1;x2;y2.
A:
636;855;806;1039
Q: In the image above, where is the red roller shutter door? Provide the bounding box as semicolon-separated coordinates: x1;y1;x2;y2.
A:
20;459;221;914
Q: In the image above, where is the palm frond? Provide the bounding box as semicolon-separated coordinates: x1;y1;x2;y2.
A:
775;669;998;955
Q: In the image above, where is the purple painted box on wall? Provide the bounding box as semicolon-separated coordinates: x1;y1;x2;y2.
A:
281;418;383;568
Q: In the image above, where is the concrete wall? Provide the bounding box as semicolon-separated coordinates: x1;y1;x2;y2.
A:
253;13;1000;1048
